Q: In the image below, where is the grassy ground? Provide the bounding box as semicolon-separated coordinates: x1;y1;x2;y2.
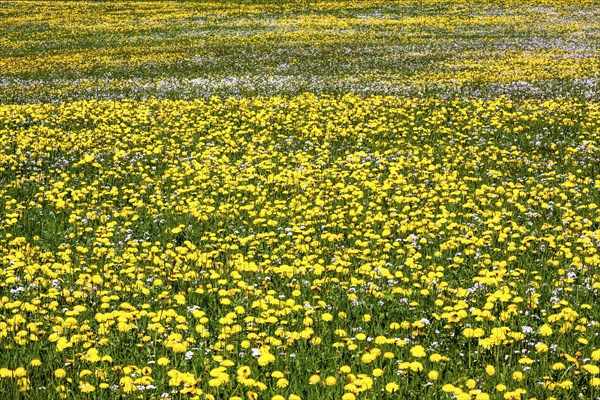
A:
1;1;600;399
1;0;599;102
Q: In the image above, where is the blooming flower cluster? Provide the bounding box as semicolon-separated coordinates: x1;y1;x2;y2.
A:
1;94;600;399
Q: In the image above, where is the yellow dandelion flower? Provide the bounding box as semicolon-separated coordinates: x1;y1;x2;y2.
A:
237;365;252;378
385;382;399;393
339;365;351;374
208;378;222;387
361;353;375;364
539;324;553;336
442;384;458;393
55;369;67;379
157;357;170;366
324;376;337;386
276;378;288;388
559;380;573;389
536;343;548;352
271;371;284;379
512;371;524;381
409;361;423;372
410;345;426;358
79;382;95;393
583;364;600;375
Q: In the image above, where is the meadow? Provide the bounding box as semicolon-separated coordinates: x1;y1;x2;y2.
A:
1;1;600;399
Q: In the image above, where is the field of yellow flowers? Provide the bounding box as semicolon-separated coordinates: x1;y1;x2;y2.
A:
2;1;600;399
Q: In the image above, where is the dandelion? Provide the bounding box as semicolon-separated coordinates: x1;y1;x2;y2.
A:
385;382;399;393
79;382;95;393
512;371;524;382
409;362;424;372
55;369;67;379
539;325;553;336
535;343;548;353
583;364;600;375
361;353;375;364
410;345;426;358
208;378;222;387
442;384;458;393
559;380;573;389
276;378;288;388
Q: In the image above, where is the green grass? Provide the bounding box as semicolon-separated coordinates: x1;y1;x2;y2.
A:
2;1;600;399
